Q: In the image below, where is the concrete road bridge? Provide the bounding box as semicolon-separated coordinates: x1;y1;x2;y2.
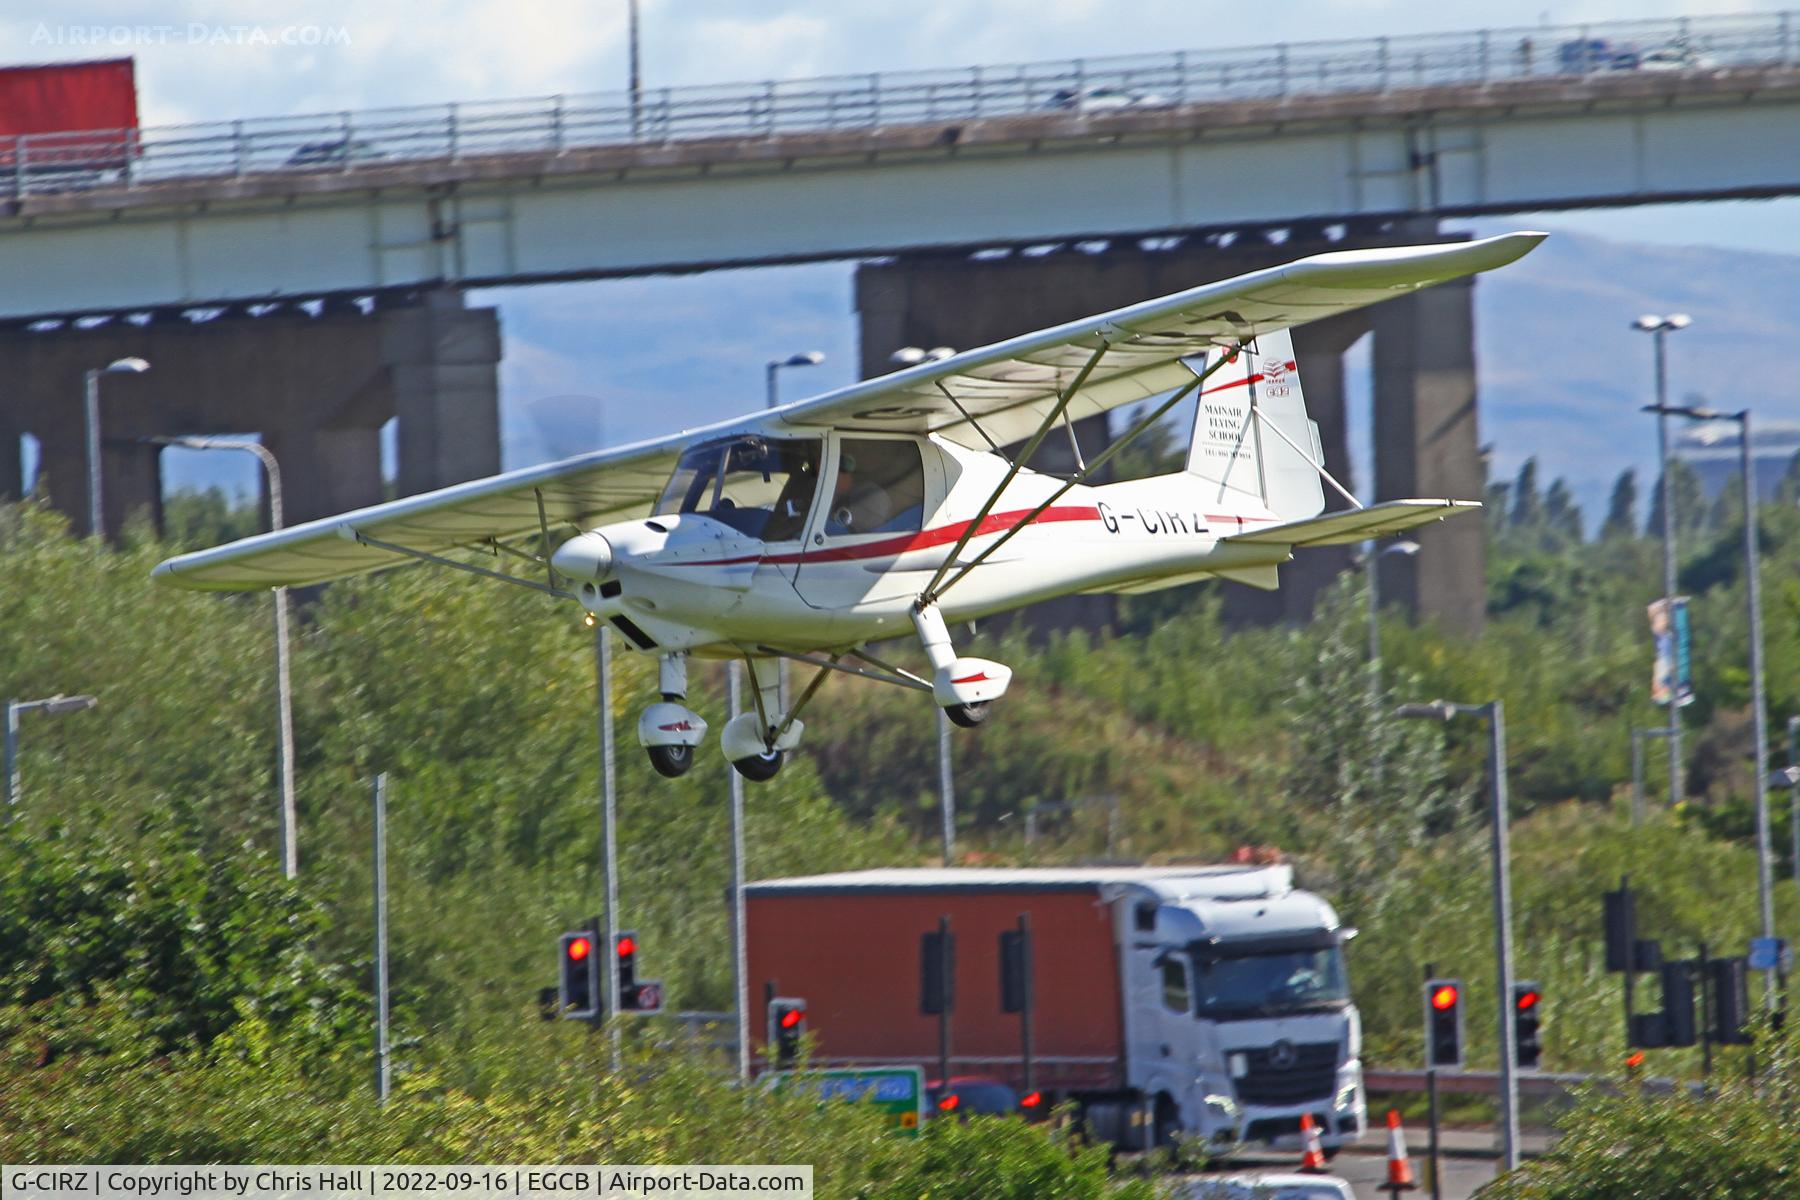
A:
4;10;1795;627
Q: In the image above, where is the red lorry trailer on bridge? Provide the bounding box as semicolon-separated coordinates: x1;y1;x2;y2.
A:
745;865;1366;1153
0;58;140;179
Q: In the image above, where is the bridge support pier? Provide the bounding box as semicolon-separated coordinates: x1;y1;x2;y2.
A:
855;223;1486;634
0;289;500;539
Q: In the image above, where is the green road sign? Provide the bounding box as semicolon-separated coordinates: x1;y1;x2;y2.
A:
765;1066;925;1135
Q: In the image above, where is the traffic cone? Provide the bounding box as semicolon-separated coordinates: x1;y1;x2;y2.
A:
1297;1112;1327;1173
1382;1108;1418;1192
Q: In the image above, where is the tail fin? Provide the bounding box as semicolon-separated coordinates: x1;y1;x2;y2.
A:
1185;329;1325;522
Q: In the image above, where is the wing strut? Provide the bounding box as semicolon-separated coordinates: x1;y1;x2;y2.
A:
926;338;1247;603
342;529;574;599
917;336;1114;605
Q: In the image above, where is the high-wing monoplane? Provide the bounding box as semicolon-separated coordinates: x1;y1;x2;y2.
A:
155;233;1543;781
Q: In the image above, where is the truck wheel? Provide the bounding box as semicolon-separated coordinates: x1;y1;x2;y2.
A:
731;750;784;782
945;701;991;728
647;744;694;778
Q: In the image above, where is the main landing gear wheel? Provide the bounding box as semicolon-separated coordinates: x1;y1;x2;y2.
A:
731;750;784;782
944;701;992;728
646;744;695;778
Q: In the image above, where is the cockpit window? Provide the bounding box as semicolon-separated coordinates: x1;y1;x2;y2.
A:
825;438;926;537
654;436;821;540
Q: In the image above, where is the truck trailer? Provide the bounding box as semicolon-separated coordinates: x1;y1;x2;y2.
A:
744;865;1366;1153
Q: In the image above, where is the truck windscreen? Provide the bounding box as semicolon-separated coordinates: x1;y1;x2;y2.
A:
1190;945;1350;1019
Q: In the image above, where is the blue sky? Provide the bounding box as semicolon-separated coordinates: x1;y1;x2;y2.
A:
12;2;1800;502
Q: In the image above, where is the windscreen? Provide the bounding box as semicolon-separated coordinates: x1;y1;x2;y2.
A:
1191;944;1350;1020
654;436;820;540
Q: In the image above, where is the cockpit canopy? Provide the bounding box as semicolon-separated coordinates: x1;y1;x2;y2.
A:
654;435;820;540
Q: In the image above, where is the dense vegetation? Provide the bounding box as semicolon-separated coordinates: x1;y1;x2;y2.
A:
4;448;1800;1188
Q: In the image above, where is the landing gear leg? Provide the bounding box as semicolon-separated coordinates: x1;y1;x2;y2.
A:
638;653;707;778
911;602;1011;724
720;657;799;782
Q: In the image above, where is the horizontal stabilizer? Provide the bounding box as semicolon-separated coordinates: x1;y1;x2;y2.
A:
1223;499;1480;548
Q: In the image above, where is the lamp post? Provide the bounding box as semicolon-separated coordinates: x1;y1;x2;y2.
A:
83;357;150;537
1395;698;1519;1172
891;347;958;863
1789;716;1800;901
1360;539;1421;699
149;436;298;879
1643;401;1777;1009
1630;726;1672;825
765;351;824;410
4;693;98;820
1632;315;1688;809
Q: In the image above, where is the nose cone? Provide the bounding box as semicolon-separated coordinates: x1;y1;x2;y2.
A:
552;531;614;581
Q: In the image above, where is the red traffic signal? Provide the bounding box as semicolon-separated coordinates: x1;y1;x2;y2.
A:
616;934;637;958
1515;988;1541;1011
1019;1091;1042;1109
779;1008;804;1030
566;936;592;962
937;1093;960;1112
1430;984;1459;1011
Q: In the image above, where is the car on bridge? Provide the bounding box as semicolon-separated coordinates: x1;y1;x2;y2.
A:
1183;1172;1353;1200
285;138;386;168
1043;84;1167;113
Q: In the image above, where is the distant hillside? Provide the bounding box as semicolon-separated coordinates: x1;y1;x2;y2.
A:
1470;223;1800;524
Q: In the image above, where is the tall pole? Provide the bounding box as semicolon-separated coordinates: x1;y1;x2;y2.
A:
1739;411;1777;1010
1788;717;1800;903
938;708;956;866
1485;701;1520;1173
627;0;642;140
595;625;622;1064
729;663;750;1080
83;369;102;537
1652;329;1683;807
3;701;18;821
1366;543;1381;704
259;446;298;880
373;772;390;1104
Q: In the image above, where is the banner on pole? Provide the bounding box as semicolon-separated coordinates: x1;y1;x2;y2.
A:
1648;597;1694;708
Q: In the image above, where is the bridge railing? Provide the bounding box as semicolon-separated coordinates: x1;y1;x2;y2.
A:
2;10;1795;199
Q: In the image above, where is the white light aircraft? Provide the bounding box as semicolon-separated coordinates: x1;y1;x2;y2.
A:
155;233;1543;782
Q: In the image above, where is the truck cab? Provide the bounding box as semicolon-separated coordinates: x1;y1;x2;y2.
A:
1110;866;1364;1153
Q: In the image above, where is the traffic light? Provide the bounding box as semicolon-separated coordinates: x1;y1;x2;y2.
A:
1660;962;1697;1048
1424;978;1463;1069
615;930;638;1007
1512;982;1543;1069
1602;887;1635;972
999;927;1032;1015
558;930;599;1020
1708;956;1752;1045
921;926;956;1016
768;997;807;1068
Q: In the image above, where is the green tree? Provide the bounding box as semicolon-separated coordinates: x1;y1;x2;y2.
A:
1600;469;1638;541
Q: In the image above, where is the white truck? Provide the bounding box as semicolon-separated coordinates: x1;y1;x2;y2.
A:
744;864;1366;1153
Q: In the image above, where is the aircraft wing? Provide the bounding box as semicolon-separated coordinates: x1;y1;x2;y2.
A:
153;437;687;590
768;233;1544;449
154;233;1537;592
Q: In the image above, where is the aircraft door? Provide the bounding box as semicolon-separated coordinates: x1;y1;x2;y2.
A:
794;435;938;609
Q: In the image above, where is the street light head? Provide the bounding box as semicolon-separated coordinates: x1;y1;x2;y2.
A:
1665;314;1691;330
779;351;824;368
1632;315;1690;333
105;357;151;374
925;346;956;362
1383;539;1422;558
41;694;97;715
890;346;928;366
1632;315;1661;331
1768;767;1800;791
1395;700;1456;722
